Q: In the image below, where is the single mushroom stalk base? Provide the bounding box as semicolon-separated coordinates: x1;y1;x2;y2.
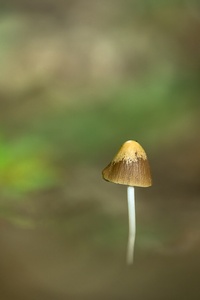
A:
102;140;152;265
127;186;136;264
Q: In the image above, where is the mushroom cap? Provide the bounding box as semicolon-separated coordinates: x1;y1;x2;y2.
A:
102;140;152;187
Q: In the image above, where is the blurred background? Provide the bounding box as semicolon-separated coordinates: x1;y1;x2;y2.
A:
0;0;200;299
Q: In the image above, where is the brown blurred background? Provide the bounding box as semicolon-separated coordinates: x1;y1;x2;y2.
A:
0;0;200;299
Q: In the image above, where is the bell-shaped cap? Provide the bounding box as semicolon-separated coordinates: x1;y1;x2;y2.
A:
102;140;152;187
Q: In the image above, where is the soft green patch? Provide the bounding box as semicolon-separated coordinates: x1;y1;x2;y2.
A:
0;136;57;197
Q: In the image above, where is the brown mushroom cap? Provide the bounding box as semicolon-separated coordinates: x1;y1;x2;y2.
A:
102;140;152;187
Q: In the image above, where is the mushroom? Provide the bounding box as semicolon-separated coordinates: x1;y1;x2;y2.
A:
102;140;152;264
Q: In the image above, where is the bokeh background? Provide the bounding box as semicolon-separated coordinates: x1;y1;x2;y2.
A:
0;1;200;299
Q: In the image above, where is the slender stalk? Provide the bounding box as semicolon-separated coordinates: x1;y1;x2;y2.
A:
127;186;136;265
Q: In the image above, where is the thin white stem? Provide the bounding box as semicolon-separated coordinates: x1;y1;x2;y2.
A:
127;186;136;265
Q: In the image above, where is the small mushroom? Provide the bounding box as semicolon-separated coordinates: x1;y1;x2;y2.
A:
102;140;152;264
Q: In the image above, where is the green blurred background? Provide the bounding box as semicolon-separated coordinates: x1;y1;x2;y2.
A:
0;1;200;299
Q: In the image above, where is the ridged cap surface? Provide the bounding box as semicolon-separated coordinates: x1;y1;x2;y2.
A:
102;140;152;187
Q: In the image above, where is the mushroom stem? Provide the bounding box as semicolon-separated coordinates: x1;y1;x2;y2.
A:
127;186;136;265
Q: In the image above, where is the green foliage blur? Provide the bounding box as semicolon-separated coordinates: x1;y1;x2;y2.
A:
0;136;56;197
